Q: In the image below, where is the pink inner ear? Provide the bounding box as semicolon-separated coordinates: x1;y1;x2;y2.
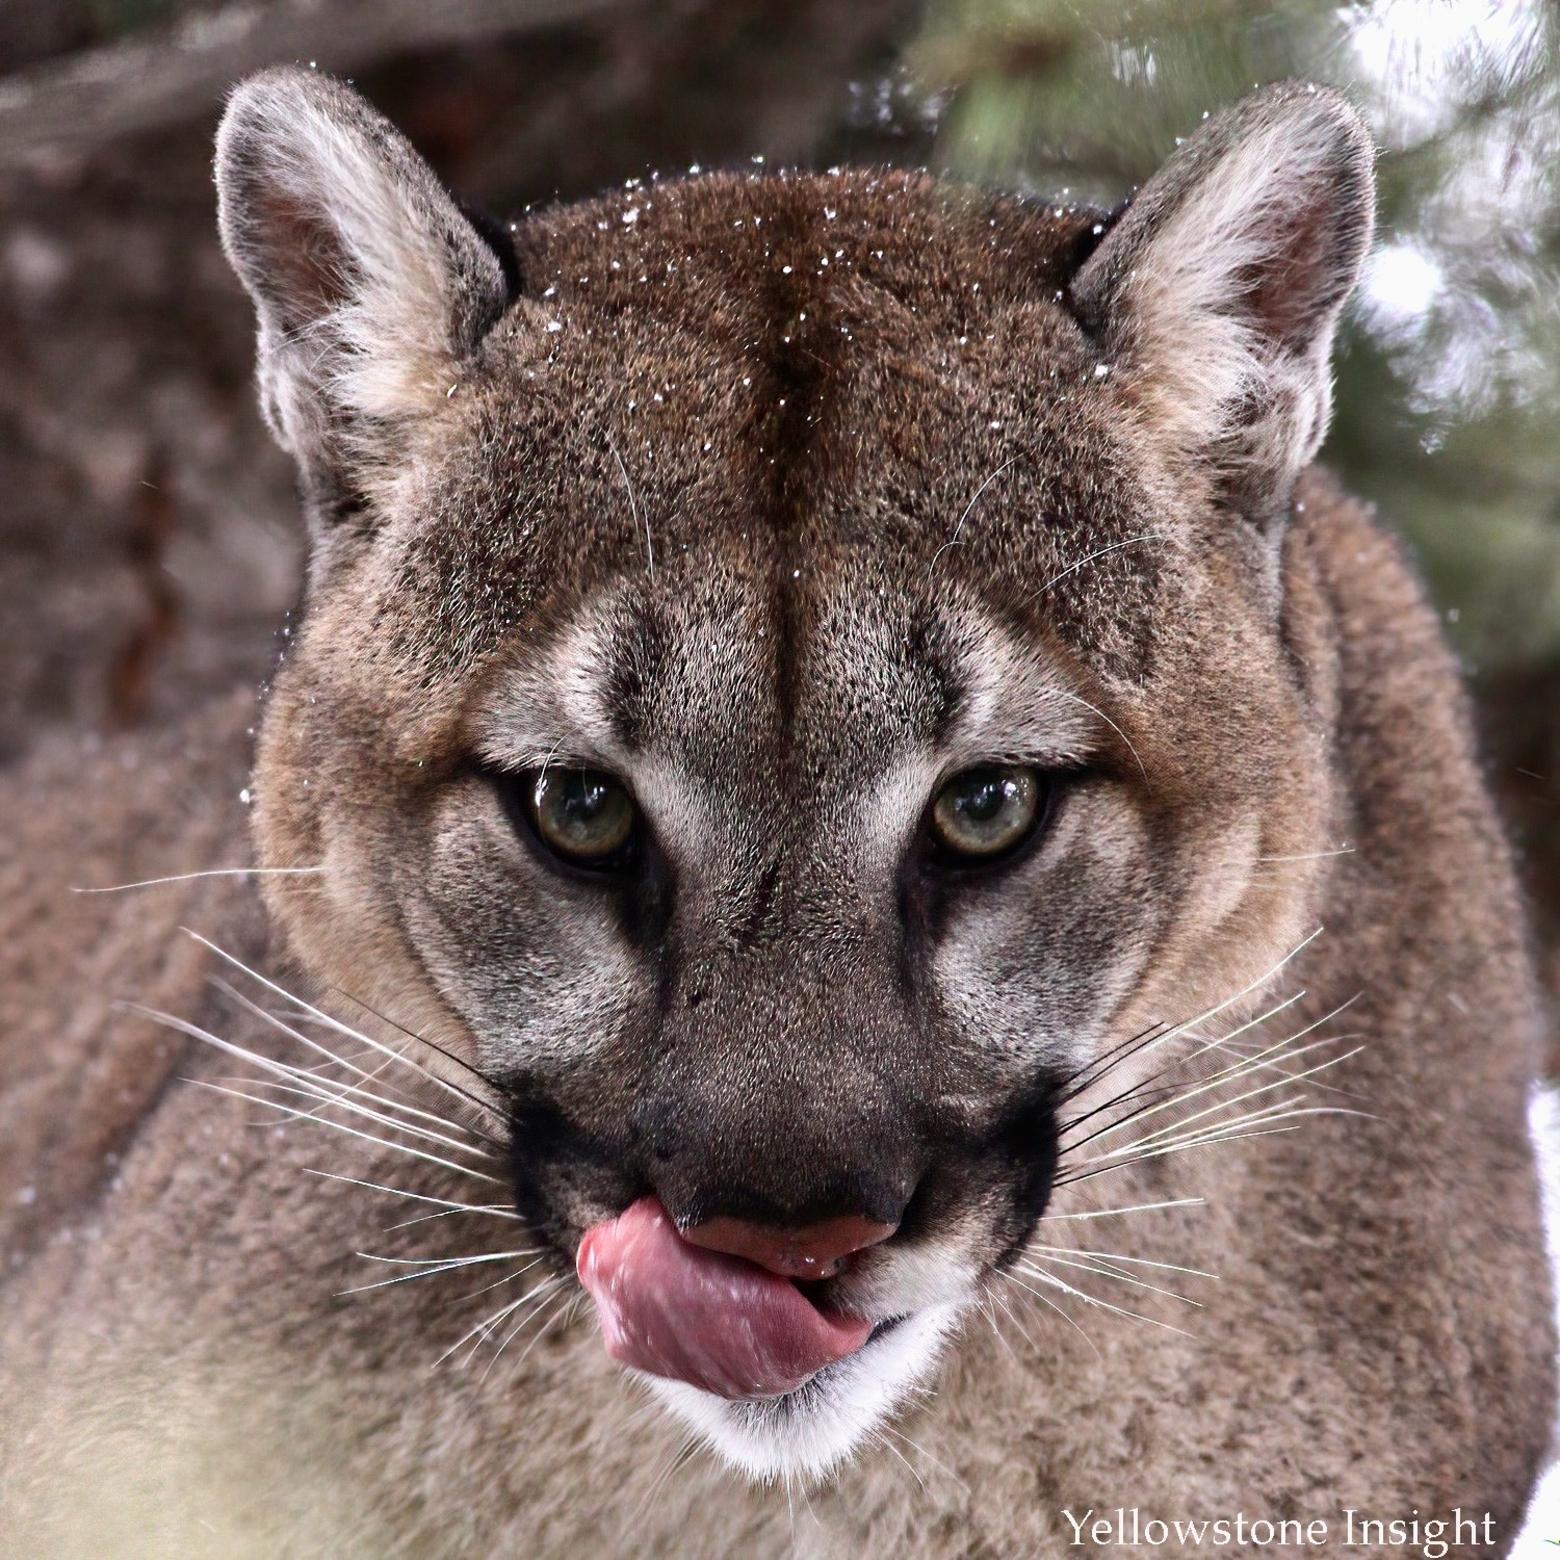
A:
253;183;353;329
1241;194;1354;352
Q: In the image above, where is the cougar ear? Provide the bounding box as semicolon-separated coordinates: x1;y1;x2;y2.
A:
1071;82;1375;516
216;67;512;517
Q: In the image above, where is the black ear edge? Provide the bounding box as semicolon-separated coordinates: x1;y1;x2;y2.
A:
458;200;524;307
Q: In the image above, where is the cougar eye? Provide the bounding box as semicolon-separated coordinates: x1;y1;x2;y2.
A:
929;766;1047;863
526;768;637;867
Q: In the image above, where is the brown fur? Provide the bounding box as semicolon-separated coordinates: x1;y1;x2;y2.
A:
0;71;1552;1555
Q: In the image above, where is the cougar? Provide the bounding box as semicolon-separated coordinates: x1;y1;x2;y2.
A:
1;66;1553;1556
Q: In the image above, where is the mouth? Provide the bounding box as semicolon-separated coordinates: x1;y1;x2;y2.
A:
577;1197;900;1400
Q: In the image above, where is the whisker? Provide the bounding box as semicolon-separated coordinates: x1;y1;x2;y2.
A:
1137;928;1326;1053
302;1168;516;1216
213;977;430;1108
928;452;1026;573
206;1074;499;1163
72;866;327;894
450;1265;547;1306
432;1277;558;1369
1054;1123;1309;1188
980;1293;1019;1358
179;1074;505;1185
629;1431;703;1531
1025;532;1168;603
323;984;507;1103
1255;847;1354;862
1064;1016;1360;1158
1027;1243;1217;1279
1017;1253;1203;1309
866;1427;928;1496
383;1204;517;1232
1037;1196;1205;1222
997;1274;1101;1360
1114;1101;1374;1162
286;1039;394;1076
1005;1266;1193;1338
1058;991;1309;1142
1052;1023;1170;1108
183;930;506;1124
1050;688;1148;782
1075;1043;1367;1164
482;1278;568;1379
341;1251;542;1295
607;433;654;582
1052;929;1326;1128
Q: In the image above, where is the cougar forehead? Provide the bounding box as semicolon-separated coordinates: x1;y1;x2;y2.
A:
342;169;1177;699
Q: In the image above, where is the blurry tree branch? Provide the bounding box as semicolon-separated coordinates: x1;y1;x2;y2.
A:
0;0;625;168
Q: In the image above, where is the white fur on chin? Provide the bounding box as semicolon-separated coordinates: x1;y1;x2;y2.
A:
641;1303;964;1483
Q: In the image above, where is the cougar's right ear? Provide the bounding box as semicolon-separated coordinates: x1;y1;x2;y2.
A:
216;67;513;527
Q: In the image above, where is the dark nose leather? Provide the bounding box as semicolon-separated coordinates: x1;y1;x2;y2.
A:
681;1211;898;1279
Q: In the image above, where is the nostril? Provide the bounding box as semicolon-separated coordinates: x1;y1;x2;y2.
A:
679;1211;898;1280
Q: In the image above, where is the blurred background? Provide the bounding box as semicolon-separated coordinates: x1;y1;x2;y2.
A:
2;0;1556;984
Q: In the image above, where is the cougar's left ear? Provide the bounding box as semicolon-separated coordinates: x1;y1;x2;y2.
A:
1071;82;1375;516
216;67;513;525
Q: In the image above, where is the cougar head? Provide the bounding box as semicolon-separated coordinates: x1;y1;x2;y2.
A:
216;68;1373;1478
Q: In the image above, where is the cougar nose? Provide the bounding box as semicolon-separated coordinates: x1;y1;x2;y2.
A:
681;1211;898;1279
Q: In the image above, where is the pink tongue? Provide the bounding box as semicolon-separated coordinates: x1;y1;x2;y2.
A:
577;1198;872;1400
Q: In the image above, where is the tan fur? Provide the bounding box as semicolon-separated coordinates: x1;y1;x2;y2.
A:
1;71;1552;1556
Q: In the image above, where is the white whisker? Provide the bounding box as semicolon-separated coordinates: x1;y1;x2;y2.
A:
607;433;653;581
1049;688;1148;782
1038;1196;1205;1222
1079;1043;1367;1164
1028;1243;1217;1279
866;1427;928;1495
383;1204;516;1231
180;1074;505;1185
207;1073;498;1163
182;929;505;1122
341;1251;541;1294
72;866;327;894
928;453;1025;573
1018;1253;1202;1308
1060;990;1313;1141
1255;847;1354;862
1056;1123;1310;1186
481;1278;567;1378
302;1168;516;1215
1026;531;1169;603
432;1277;558;1368
1068;1010;1362;1155
998;1273;1101;1360
1006;1265;1192;1337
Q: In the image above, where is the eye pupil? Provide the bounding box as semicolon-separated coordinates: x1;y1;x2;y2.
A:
958;777;1008;824
930;766;1046;862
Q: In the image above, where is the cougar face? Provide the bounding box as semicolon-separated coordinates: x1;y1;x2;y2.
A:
218;70;1371;1477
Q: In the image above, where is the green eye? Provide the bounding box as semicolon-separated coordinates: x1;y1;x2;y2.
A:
529;768;636;865
930;766;1046;861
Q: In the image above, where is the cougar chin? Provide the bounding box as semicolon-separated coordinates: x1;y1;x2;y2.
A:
644;1304;965;1482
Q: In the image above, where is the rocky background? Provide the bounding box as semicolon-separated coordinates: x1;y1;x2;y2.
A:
3;0;1557;991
